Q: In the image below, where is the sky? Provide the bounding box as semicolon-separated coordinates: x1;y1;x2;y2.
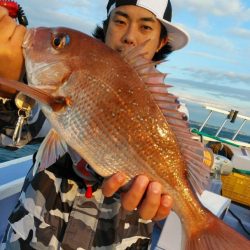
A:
19;0;250;134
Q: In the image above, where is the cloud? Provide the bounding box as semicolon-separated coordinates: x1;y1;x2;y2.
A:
167;77;250;115
173;0;250;21
186;51;238;64
229;27;250;39
21;0;106;34
168;76;250;102
180;67;250;86
171;75;241;91
187;28;235;51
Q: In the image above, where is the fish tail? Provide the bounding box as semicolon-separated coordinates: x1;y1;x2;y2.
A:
185;214;250;250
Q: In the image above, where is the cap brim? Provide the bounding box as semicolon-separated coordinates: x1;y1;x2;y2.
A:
158;18;190;51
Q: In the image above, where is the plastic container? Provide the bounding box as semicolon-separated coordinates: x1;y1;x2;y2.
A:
221;172;250;206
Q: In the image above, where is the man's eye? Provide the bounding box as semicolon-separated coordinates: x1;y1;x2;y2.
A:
114;19;125;25
142;25;152;31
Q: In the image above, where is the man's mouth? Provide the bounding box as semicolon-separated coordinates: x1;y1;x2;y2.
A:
116;48;123;53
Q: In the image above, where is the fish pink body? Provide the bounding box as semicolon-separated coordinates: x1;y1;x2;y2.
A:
0;27;248;249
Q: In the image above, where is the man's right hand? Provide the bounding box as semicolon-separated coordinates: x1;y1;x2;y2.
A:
0;6;26;98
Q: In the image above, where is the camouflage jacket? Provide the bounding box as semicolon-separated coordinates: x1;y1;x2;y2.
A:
1;153;154;250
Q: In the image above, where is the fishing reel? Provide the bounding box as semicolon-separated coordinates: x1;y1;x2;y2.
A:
0;0;28;26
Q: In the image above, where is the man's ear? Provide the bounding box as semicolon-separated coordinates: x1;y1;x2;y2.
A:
157;36;168;52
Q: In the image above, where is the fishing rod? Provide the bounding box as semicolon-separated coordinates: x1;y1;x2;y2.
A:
0;0;28;26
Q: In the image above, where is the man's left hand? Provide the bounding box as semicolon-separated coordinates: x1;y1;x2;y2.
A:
102;172;173;221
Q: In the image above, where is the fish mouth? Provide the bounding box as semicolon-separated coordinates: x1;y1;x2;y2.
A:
22;28;36;50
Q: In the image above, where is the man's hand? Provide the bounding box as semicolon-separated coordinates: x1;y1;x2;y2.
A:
102;172;173;221
0;6;26;97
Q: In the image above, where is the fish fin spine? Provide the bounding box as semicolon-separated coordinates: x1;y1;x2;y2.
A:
122;42;213;194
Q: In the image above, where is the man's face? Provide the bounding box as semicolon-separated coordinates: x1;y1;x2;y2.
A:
105;5;167;60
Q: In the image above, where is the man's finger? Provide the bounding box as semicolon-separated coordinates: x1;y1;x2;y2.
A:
0;6;9;19
102;172;126;197
0;15;16;42
138;182;161;220
152;195;173;221
121;175;149;211
10;24;26;45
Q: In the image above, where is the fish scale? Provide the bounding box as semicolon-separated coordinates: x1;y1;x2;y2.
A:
45;59;191;208
53;66;180;181
0;26;247;250
62;76;144;177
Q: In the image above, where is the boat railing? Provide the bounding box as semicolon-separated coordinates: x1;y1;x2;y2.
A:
197;106;250;145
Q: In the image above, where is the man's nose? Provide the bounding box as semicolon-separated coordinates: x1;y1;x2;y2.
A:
122;25;137;46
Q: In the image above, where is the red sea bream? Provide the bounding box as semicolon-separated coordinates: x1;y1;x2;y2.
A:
0;27;249;250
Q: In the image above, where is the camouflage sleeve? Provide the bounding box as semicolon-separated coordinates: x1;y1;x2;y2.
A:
1;154;154;249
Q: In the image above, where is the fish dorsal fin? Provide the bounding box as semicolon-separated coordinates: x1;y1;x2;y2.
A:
33;128;68;174
122;44;213;194
121;42;167;84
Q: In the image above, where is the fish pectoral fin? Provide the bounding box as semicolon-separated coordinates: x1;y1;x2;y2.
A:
33;128;68;174
0;76;67;111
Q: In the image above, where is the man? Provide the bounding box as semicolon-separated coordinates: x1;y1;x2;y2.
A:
0;0;189;249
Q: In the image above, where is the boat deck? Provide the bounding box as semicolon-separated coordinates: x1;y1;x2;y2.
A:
0;155;249;247
0;155;33;241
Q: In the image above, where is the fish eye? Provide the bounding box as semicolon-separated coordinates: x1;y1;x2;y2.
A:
51;33;70;49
